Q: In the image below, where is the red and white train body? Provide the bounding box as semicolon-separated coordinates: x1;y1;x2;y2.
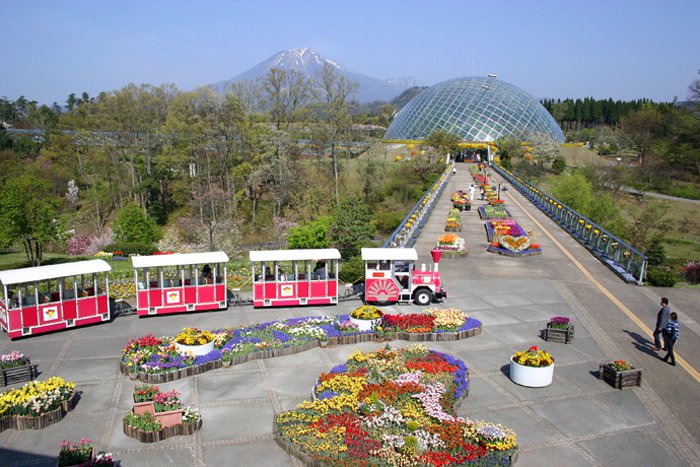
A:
0;260;111;339
249;249;340;308
132;251;229;316
362;248;446;305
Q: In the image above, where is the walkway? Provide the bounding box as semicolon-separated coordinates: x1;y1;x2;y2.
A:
0;163;699;466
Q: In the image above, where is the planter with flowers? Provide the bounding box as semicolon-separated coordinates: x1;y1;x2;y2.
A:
132;385;158;415
1;351;35;387
123;404;201;443
174;327;215;356
58;438;116;466
451;191;471;211
152;389;183;427
435;233;468;258
544;316;574;343
510;346;554;387
0;377;77;432
599;360;642;389
445;208;462;232
349;305;383;331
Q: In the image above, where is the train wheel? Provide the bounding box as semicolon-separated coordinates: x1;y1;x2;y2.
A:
414;289;433;306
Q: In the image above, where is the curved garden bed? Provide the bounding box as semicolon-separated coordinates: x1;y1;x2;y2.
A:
274;345;517;466
120;310;482;383
0;378;77;432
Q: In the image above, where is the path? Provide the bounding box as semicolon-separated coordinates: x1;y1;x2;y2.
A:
0;163;699;466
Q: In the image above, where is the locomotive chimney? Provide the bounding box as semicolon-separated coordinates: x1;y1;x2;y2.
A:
430;248;443;272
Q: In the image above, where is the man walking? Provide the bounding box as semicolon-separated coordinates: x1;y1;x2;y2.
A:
662;312;680;366
653;297;670;351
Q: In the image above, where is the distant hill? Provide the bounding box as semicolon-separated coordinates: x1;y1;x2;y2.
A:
211;48;420;103
391;86;427;109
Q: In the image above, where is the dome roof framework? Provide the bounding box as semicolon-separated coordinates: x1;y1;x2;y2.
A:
385;76;565;143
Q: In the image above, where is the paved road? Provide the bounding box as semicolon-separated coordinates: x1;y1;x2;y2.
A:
0;163;699;466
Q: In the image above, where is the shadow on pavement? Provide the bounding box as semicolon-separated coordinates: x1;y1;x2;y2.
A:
623;329;660;358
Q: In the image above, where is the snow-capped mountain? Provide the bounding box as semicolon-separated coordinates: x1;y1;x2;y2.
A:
211;48;419;103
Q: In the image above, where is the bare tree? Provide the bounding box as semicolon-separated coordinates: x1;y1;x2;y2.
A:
313;63;358;203
262;68;311;131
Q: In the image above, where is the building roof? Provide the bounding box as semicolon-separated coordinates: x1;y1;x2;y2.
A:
385;76;565;143
131;251;229;268
361;248;418;261
249;249;341;262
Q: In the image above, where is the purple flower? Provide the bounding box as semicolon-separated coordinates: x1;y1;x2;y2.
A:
317;390;339;400
272;330;292;343
330;364;348;373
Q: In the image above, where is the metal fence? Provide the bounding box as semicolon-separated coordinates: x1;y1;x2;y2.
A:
494;165;647;285
384;164;453;248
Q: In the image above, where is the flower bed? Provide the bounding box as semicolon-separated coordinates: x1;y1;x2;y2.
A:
477;205;511;220
59;438;116;466
436;234;468;258
445;208;462;232
450;192;471;211
485;220;541;257
120;312;482;383
510;346;554;387
1;351;35;387
0;377;77;432
275;345;517;465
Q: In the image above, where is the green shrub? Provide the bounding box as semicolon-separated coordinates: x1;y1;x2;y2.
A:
113;202;160;243
645;238;667;266
339;256;364;283
286;217;331;249
103;242;157;256
646;267;676;287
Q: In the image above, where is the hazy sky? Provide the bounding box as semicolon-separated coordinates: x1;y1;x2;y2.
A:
2;0;698;105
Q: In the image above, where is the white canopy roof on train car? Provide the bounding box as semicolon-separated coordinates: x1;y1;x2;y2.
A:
249;249;341;262
131;251;229;269
0;260;112;286
361;248;418;262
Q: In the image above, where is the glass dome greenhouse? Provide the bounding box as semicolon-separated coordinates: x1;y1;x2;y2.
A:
385;76;565;143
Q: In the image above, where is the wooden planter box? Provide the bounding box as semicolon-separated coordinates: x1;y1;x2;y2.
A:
599;363;642;389
544;323;574;343
1;363;35;387
122;417;201;443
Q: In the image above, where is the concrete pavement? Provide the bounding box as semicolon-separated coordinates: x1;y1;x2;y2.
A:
0;162;699;466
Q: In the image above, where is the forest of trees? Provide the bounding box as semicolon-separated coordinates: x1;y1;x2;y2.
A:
0;65;446;266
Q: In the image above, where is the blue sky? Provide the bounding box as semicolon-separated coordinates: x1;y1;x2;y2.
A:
2;0;698;105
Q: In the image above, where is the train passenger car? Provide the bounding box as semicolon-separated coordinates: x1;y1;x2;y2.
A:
0;260;112;339
132;251;229;316
249;249;341;308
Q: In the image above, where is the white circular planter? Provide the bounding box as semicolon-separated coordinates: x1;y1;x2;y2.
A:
509;357;554;387
175;340;215;356
349;316;381;332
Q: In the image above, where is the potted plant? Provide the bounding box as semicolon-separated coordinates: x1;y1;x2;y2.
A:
510;346;555;387
132;384;159;415
174;327;215;356
153;390;183;427
544;316;574;343
599;359;642;389
58;438;94;467
348;305;384;331
1;351;34;387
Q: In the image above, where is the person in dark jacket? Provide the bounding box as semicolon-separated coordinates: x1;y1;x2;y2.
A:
653;297;670;351
662;312;680;366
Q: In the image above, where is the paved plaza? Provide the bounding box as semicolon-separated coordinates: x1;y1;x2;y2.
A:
1;164;699;466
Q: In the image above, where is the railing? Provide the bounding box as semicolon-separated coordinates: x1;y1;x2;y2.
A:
494;165;647;285
384;164;453;248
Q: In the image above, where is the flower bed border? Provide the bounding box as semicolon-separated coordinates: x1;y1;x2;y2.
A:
487;245;542;257
122;417;202;443
0;391;77;432
1;362;35;387
444;226;462;232
436;249;468;259
544;323;574;343
121;323;483;383
598;362;642;389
